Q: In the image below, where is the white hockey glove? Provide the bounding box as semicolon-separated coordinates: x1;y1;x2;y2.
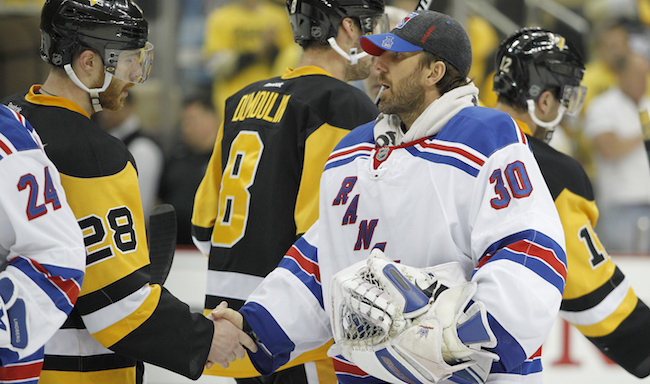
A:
329;249;499;384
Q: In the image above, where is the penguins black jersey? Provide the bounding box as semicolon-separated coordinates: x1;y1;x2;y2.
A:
192;66;379;378
521;120;650;378
2;86;213;384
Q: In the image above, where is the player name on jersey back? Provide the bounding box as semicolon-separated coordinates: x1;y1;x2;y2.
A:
231;90;291;123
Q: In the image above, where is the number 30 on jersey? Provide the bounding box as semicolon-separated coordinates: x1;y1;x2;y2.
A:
489;161;533;209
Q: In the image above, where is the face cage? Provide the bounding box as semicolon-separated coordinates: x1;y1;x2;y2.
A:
560;83;586;116
104;41;154;84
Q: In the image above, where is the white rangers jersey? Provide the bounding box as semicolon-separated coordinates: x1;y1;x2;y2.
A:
0;105;85;382
241;105;567;383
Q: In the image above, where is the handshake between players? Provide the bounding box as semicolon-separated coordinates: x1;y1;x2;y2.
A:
205;248;499;384
206;304;258;369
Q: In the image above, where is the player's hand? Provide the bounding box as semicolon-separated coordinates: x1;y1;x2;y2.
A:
210;301;244;329
205;302;258;369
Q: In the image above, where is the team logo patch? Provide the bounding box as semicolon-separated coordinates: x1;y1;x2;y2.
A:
381;36;394;49
395;12;418;29
417;326;430;338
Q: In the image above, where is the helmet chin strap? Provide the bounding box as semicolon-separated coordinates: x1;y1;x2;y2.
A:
327;37;368;65
526;99;567;143
64;64;112;113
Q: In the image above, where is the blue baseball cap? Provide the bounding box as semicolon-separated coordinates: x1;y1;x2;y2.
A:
360;10;472;77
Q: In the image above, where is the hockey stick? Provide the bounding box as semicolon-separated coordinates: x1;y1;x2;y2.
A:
147;204;177;286
374;0;436;105
415;0;434;11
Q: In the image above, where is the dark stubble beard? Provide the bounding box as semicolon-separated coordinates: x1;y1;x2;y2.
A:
91;75;133;112
345;57;372;82
377;70;426;119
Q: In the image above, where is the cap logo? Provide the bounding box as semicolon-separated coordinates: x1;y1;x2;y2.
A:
381;36;394;49
395;12;418;29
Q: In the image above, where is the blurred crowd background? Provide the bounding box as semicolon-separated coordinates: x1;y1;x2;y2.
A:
3;0;650;253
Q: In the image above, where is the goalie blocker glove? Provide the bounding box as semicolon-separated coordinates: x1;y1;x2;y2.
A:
329;249;498;384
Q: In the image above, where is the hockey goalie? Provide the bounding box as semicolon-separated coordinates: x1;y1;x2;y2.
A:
329;249;499;384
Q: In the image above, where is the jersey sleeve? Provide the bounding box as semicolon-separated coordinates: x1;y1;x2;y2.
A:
240;224;333;375
555;188;650;377
470;140;567;373
191;122;224;256
0;114;85;364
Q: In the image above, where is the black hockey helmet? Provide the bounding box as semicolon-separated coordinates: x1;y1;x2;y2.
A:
286;0;386;45
40;0;153;83
493;27;586;115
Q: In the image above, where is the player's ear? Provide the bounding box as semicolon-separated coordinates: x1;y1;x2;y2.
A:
77;49;101;73
536;90;556;117
425;60;446;88
71;49;104;87
339;17;358;40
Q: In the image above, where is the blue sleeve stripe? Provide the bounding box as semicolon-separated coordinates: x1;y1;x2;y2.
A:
293;236;318;262
325;153;370;171
240;301;295;375
481;230;566;265
336;374;382;383
278;237;324;307
12;257;83;315
490;356;543;375
485;312;528;372
278;257;324;308
0;110;39;153
405;146;480;177
0;346;43;372
482;249;566;294
476;230;567;294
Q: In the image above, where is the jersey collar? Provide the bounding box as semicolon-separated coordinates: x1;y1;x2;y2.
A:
512;117;533;136
25;85;90;119
281;66;334;80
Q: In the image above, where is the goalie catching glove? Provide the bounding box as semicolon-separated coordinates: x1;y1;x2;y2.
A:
329;249;499;384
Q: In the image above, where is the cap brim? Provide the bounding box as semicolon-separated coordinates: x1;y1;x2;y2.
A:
360;33;423;56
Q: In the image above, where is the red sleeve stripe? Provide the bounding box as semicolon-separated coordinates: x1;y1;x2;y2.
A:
327;144;374;162
529;347;542;359
506;239;567;279
419;140;485;167
0;360;43;381
333;356;370;377
509;118;528;145
28;130;44;152
0;137;13;156
476;253;494;270
8;108;25;127
25;257;81;306
285;246;321;284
